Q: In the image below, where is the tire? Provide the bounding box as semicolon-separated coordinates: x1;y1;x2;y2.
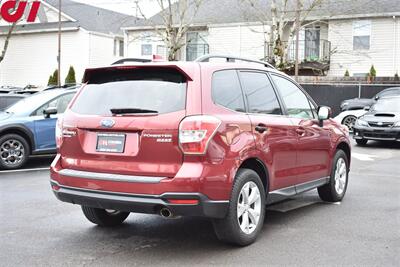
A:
81;206;130;227
318;150;349;202
355;139;368;146
342;115;357;132
0;134;30;170
213;168;266;246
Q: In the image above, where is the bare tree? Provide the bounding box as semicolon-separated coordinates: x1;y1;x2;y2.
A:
136;0;203;61
0;0;20;63
244;0;324;69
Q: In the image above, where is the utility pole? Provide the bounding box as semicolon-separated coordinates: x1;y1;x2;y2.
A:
57;0;61;86
294;0;301;80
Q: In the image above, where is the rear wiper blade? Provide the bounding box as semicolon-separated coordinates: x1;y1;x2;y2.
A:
110;108;159;115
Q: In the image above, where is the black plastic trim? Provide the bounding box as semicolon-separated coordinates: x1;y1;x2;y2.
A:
50;181;229;218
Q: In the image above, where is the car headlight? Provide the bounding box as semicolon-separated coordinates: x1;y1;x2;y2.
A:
356;119;369;127
394;121;400;127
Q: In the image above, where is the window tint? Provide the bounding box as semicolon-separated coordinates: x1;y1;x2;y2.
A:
72;69;186;116
33;93;74;116
271;75;314;119
212;70;245;112
240;72;282;115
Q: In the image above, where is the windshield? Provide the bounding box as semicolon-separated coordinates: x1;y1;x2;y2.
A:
71;69;187;116
371;98;400;112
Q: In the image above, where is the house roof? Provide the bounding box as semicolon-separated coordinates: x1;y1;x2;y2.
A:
0;0;141;36
124;0;400;29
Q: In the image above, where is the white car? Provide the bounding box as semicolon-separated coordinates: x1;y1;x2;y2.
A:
334;109;368;132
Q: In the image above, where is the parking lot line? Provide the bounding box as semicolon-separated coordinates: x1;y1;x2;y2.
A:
0;167;50;174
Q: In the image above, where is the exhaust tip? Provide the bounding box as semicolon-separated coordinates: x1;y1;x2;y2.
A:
160;207;173;218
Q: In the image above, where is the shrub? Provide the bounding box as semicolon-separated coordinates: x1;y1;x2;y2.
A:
344;70;350;77
47;69;58;86
65;66;76;85
395;73;399;81
369;65;376;77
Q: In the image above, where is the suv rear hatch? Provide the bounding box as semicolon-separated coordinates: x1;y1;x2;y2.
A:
60;67;188;178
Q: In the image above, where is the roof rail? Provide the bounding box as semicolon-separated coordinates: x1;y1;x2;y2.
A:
112;58;152;65
195;54;276;69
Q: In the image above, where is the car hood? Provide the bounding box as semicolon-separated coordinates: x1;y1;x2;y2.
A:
362;112;400;123
343;98;373;105
0;111;12;122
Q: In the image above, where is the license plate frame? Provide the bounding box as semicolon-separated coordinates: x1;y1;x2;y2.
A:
96;133;126;153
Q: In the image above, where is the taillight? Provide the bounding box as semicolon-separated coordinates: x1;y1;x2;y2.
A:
55;117;63;149
179;115;221;155
55;117;77;150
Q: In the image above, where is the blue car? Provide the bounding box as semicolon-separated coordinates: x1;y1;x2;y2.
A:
0;88;77;170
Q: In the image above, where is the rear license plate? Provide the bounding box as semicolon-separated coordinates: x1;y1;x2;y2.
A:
96;133;126;153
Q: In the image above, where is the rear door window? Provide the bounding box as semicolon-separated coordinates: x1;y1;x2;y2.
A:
212;70;245;112
239;72;282;115
72;68;187;116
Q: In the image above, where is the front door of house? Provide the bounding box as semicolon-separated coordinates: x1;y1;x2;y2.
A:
305;27;320;61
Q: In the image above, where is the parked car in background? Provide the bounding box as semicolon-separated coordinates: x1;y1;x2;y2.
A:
0;94;26;111
0;88;78;170
353;96;400;145
50;56;351;246
0;86;24;94
340;87;400;111
334;109;368;132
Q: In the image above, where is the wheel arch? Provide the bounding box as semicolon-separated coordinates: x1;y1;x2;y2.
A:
0;125;35;153
238;157;270;194
336;141;351;165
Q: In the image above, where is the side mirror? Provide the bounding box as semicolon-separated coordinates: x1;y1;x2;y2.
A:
43;107;57;118
318;106;331;126
364;106;371;111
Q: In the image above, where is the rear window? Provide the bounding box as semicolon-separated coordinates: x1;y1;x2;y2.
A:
72;68;187;115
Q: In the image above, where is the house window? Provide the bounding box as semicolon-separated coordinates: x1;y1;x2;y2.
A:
156;45;166;57
353;20;371;50
113;39;117;56
141;44;153;56
119;40;124;57
186;31;209;61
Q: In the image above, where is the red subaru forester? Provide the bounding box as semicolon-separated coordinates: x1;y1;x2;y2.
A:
51;55;351;246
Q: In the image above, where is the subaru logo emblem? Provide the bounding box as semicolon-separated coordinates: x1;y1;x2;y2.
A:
100;119;115;128
377;122;383;126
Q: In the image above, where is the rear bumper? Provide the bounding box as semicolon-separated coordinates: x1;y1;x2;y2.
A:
51;180;229;218
353;126;400;141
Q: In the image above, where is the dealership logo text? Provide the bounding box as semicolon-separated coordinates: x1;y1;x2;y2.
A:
1;1;41;23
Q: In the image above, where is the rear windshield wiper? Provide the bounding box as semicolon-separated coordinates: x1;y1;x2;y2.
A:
110;108;159;115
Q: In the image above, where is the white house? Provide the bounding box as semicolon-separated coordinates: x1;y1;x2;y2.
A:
0;0;140;87
122;0;400;77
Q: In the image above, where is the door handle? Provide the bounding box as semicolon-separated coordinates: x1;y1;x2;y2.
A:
255;124;268;134
296;127;306;136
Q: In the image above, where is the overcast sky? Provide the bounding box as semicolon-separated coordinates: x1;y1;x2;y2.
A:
73;0;162;17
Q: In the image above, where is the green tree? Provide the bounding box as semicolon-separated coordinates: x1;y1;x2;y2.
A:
47;69;58;86
395;73;399;81
65;66;76;85
344;70;350;77
369;65;376;77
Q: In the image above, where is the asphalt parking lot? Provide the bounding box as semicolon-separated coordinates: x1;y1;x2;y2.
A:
0;140;399;267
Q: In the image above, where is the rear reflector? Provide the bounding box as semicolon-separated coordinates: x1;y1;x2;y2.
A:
179;115;221;155
167;199;199;205
51;184;60;191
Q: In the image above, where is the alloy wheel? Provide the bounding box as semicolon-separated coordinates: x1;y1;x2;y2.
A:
237;181;262;235
0;139;25;166
334;158;347;195
343;116;357;132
